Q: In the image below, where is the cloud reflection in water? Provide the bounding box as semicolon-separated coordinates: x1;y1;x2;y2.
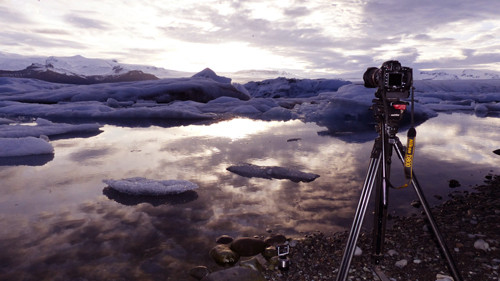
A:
0;114;499;280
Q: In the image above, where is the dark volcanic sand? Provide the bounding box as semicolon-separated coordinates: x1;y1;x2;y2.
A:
263;174;500;281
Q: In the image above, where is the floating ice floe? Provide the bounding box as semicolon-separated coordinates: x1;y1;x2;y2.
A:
103;177;199;196
227;163;320;183
0;136;54;157
0;118;101;138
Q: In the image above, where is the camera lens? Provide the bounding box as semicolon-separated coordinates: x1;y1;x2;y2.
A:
363;67;379;88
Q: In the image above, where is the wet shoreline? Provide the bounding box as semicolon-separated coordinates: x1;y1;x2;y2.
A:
262;174;500;280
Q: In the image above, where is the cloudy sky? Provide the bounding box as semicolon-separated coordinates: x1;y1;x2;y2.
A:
1;0;499;76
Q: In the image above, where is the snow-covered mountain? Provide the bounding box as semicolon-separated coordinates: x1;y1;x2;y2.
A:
1;52;499;84
0;52;190;82
415;69;500;80
0;63;160;85
222;69;303;83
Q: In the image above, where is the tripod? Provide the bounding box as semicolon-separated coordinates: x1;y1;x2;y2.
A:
335;99;463;281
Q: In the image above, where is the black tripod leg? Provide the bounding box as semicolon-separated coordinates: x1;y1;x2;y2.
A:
372;130;390;265
336;152;382;281
372;163;388;265
394;139;463;281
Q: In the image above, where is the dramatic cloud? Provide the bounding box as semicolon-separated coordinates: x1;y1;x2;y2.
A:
0;0;499;75
64;14;109;30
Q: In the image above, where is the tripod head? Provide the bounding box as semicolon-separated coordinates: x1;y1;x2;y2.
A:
371;97;408;139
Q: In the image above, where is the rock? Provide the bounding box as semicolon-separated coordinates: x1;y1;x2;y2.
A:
436;273;454;281
449;179;461;188
354;246;363;256
395;259;408;268
493;149;500;155
387;249;398;256
209;244;240;266
473;239;490;251
411;200;421;208
216;235;234;244
264;234;287;246
240;256;265;272
201;266;266;281
263;246;277;260
231;237;267;257
189;266;210;280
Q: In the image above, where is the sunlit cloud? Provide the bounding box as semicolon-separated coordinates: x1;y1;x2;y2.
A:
0;0;499;74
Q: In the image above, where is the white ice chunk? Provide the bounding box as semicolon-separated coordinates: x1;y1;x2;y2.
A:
0;118;101;138
103;177;199;196
227;163;320;183
0;137;54;157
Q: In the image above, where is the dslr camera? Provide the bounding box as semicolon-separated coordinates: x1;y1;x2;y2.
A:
363;60;413;101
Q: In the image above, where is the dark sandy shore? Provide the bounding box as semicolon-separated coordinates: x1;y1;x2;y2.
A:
262;174;500;281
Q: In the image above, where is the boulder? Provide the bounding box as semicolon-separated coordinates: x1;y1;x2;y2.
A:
209;244;239;266
216;235;234;244
230;237;267;257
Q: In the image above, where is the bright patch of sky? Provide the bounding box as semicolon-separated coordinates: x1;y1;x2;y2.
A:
0;0;499;75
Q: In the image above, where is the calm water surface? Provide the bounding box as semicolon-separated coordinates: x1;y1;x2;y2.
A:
0;113;499;280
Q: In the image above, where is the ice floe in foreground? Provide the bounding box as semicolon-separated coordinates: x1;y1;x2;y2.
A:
0;136;54;157
227;163;320;183
0;118;101;138
103;177;199;196
0;118;102;157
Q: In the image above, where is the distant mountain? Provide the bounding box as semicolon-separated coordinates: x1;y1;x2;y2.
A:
0;53;190;84
1;52;499;84
222;69;303;83
0;63;159;84
415;69;500;80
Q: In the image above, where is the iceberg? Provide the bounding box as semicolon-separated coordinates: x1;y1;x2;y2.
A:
227;163;320;183
244;77;351;98
0;68;499;137
102;177;199;196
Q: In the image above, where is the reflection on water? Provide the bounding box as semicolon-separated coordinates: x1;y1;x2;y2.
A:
0;113;499;280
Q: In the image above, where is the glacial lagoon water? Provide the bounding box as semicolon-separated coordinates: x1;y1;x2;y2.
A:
0;113;499;280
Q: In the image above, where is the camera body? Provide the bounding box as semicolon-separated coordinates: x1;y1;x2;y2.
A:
363;60;413;101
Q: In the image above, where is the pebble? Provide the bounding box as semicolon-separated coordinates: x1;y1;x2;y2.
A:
448;179;461;188
387;249;398;256
473;239;490;251
354;246;362;256
411;200;421;208
395;259;408;268
435;273;453;281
